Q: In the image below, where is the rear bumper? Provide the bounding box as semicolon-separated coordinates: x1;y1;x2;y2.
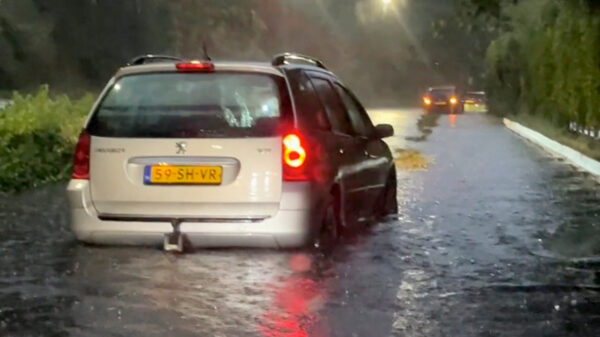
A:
67;180;319;248
463;103;487;113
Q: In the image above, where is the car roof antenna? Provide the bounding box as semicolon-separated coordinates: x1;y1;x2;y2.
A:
203;41;212;61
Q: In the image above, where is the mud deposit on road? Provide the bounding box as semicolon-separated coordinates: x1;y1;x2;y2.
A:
394;149;432;171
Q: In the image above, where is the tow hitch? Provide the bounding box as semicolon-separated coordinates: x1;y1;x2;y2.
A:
164;219;184;253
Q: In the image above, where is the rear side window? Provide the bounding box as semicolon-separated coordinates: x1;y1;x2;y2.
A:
465;93;485;100
334;83;375;138
310;77;353;135
87;73;290;138
287;70;330;131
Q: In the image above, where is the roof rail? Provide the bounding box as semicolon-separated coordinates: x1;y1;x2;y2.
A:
271;53;327;70
126;54;184;66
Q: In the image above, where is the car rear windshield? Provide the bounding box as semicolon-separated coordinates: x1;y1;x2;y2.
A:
429;89;454;100
87;72;290;138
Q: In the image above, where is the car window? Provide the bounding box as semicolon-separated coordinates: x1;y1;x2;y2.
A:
334;83;375;138
286;70;330;131
87;72;290;138
429;89;454;100
310;77;354;135
465;93;486;100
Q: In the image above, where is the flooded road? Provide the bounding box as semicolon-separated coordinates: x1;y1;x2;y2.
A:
1;109;600;336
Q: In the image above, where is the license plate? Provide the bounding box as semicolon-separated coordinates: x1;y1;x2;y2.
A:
144;166;222;185
435;101;447;106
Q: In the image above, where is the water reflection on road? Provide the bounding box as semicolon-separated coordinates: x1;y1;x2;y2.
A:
1;109;600;336
67;247;327;336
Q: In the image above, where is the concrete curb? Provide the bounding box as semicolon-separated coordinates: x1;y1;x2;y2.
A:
503;118;600;178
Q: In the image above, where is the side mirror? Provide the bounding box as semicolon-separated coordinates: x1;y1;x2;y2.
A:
374;124;394;139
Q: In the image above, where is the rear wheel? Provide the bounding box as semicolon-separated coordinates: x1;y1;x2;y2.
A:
314;195;341;249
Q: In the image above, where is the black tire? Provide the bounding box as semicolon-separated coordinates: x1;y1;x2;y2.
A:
314;196;341;249
377;169;398;219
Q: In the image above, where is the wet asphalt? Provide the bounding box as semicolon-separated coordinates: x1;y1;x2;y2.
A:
1;109;600;337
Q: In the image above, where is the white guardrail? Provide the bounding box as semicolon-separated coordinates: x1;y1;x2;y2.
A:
569;121;600;139
0;99;11;110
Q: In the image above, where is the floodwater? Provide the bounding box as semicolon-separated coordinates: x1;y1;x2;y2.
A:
1;109;599;336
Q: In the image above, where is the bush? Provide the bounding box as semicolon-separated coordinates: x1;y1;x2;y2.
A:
0;86;94;192
484;0;600;129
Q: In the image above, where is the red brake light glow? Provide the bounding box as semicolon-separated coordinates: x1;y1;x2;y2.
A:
176;60;215;72
72;131;91;180
449;96;458;105
283;134;306;168
423;97;432;105
283;132;309;181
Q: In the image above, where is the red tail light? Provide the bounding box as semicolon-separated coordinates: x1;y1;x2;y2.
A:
283;133;308;181
72;131;90;180
176;61;214;72
283;134;306;168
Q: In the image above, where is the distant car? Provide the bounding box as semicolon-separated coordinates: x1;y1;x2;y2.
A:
422;86;463;114
462;91;487;113
67;53;397;250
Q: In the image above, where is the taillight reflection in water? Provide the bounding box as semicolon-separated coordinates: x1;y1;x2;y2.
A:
258;253;329;337
68;248;300;335
449;114;457;129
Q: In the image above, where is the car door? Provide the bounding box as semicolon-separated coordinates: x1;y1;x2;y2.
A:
333;82;392;217
284;69;337;199
307;73;365;225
